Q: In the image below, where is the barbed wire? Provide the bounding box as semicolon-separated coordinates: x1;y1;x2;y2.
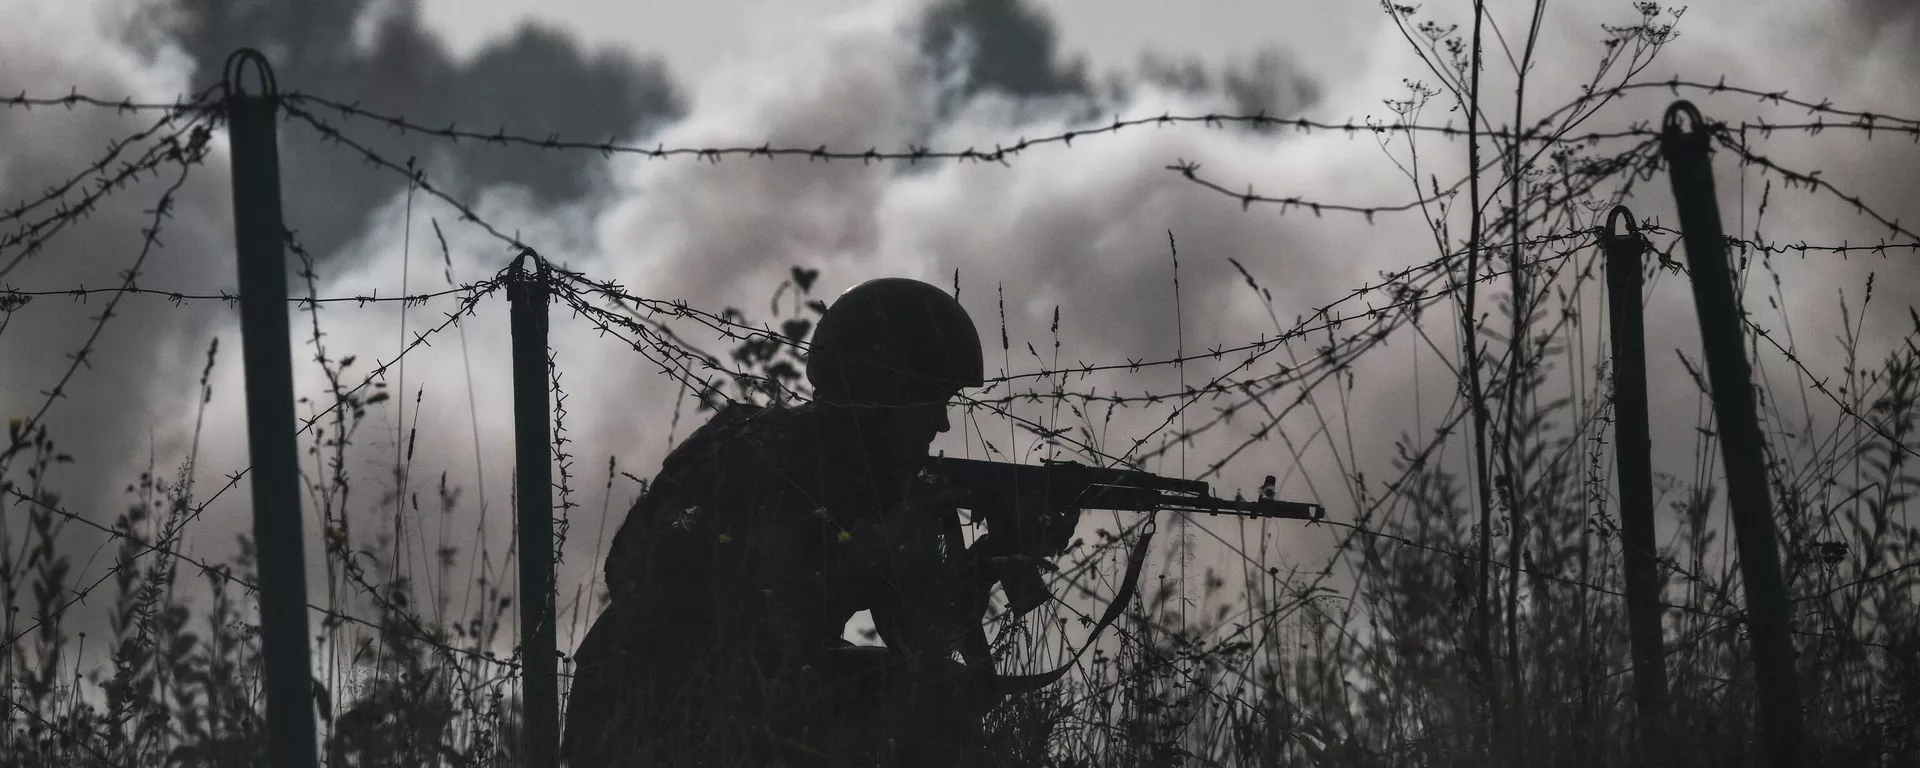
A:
0;278;505;310
1141;145;1669;474
11;70;1916;152
278;234;512;437
0;121;213;480
270;98;1453;486
13;224;1905;411
2;77;1905;281
1636;133;1920;464
1171;138;1659;220
1218;246;1619;620
1150;382;1908;725
1;86;223;114
0;77;1910;768
7;136;1904;529
0;104;216;282
8;225;1905;424
15;117;1904;645
0;486;548;678
1713;129;1920;245
274;73;1920;488
1639;223;1920;257
1000;196;1642;704
1137;168;1676;700
0;88;217;228
1615;77;1920;130
1333;237;1920;656
1161;136;1920;530
276;81;1919;169
0;236;519;677
1060;379;1696;715
548;280;738;408
283;91;1636;164
0;247;536;690
550;224;1598;410
280;103;546;253
1740;310;1920;464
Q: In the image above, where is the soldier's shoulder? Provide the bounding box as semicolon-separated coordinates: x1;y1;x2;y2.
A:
618;403;796;523
664;401;815;475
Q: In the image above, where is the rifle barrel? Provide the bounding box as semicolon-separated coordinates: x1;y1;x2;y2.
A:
1151;492;1324;521
923;457;1325;521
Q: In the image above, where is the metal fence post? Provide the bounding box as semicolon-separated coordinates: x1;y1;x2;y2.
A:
1659;100;1806;768
509;252;557;768
1601;205;1670;764
223;48;320;768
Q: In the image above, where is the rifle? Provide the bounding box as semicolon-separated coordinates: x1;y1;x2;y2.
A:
918;456;1324;615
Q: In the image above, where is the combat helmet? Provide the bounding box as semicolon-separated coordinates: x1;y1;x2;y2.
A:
807;277;985;406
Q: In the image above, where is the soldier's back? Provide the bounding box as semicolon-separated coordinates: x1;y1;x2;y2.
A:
562;401;877;766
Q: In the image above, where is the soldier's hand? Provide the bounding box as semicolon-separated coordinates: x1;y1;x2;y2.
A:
841;485;967;566
889;484;971;520
1010;494;1081;558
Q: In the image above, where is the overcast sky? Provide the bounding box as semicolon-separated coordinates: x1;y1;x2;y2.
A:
3;0;1916;668
414;0;1378;81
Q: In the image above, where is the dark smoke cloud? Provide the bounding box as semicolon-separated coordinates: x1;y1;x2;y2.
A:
1132;50;1323;131
1825;0;1920;352
920;0;1092;103
1848;0;1920;29
1;0;681;657
915;0;1319;129
0;6;236;649
124;0;682;262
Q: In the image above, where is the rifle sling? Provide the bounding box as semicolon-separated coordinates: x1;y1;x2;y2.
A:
981;527;1157;701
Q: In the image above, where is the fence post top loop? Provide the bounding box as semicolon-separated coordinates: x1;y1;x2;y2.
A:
1662;100;1707;138
1601;205;1649;259
221;49;279;102
509;247;545;276
1605;205;1640;241
508;248;551;296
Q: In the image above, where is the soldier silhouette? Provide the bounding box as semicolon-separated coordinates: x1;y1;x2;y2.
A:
561;277;1069;767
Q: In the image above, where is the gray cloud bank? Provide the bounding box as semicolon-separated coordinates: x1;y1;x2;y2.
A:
1;0;1332;661
122;0;683;262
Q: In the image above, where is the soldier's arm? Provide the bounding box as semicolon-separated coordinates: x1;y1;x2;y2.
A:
856;493;996;669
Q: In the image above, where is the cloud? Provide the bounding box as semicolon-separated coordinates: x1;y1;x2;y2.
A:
0;0;680;660
120;0;683;263
579;1;1363;622
0;0;235;647
920;0;1091;103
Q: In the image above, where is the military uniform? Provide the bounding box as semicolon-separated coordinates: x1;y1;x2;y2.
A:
561;401;987;768
566;277;1003;767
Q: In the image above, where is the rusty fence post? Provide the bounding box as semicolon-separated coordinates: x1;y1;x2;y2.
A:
509;252;558;768
1659;100;1806;768
223;48;321;768
1601;205;1671;765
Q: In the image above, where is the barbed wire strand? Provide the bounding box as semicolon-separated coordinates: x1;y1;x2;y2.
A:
0;121;213;479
